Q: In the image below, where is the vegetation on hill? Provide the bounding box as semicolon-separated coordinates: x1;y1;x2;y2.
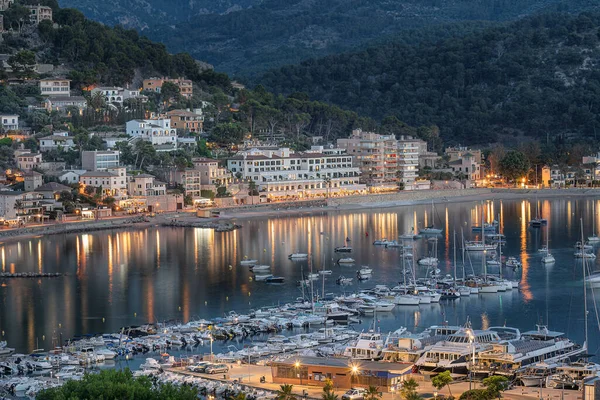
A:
260;12;600;145
60;0;600;75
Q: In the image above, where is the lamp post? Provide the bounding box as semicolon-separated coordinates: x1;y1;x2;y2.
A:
209;335;213;361
467;329;475;390
295;361;302;385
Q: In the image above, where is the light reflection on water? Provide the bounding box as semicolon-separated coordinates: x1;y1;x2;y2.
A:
0;197;599;357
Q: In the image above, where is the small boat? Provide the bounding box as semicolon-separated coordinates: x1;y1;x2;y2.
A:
266;276;285;283
338;257;355;264
240;259;258;266
399;232;420;240
589;234;600;243
529;218;547;227
541;254;555;264
471;223;497;232
538;246;548;254
418;257;438;266
250;264;270;271
575;241;593;251
319;270;333;275
464;241;497;251
419;226;443;235
575;251;596;259
288;253;308;259
335;246;353;253
385;241;401;248
254;274;273;281
373;239;391;246
486;259;501;266
505;257;522;268
358;266;373;275
336;276;353;285
307;273;320;280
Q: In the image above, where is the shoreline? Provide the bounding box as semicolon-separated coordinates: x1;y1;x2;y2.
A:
1;188;599;243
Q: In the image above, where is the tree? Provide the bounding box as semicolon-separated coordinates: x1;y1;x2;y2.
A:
323;378;334;393
161;81;181;104
401;378;420;400
37;369;198;399
211;122;245;145
365;386;382;400
3;4;30;32
8;51;37;78
322;390;339;400
431;371;454;398
248;180;259;196
499;151;530;184
276;384;297;400
482;376;509;398
459;389;490;400
84;185;96;196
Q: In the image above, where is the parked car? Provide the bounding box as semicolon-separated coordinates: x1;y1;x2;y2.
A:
187;362;212;373
205;364;229;374
341;388;366;400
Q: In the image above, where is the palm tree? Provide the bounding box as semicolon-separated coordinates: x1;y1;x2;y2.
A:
365;386;382;400
322;390;339;400
276;384;297;400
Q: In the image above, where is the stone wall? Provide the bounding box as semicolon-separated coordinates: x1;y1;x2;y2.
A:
328;188;491;206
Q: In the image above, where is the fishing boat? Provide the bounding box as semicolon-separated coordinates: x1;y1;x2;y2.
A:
338;257;355;264
335;246;353;253
288;253;308;259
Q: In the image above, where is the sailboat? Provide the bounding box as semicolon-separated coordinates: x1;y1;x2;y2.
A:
588;201;600;243
418;236;439;266
419;201;443;235
541;224;555;264
529;197;548;227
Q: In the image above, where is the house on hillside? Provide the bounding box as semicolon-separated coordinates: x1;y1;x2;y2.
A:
16;152;42;171
0;114;18;131
40;78;70;97
25;5;52;24
143;77;193;98
39;132;75;152
43;96;87;113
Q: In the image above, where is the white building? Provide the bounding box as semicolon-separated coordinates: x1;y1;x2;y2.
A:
0;191;45;222
227;146;366;200
0;114;18;131
79;167;127;198
126;119;177;150
59;169;86;184
81;150;120;171
39;132;75;152
40;78;70;97
397;136;423;190
91;87;145;105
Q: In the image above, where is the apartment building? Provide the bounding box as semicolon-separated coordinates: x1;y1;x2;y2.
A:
227;146;366;200
40;78;70;97
127;174;167;197
397;135;421;190
79;168;127;198
81;150;120;171
337;129;399;186
16;152;42;171
142;77;193;98
126;118;177;150
167;109;204;132
91;86;145;105
0;191;45;222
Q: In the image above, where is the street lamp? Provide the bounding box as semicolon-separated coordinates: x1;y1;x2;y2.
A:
467;329;475;390
209;335;213;361
295;361;302;385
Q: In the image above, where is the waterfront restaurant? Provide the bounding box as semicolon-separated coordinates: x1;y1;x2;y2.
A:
270;356;413;392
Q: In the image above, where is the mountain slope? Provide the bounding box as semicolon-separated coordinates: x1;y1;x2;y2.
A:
259;12;600;145
59;0;600;75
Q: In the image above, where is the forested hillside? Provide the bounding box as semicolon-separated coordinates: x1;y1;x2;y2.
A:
260;12;600;145
59;0;600;76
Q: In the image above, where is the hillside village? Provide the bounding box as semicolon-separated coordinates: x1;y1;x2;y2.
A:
0;1;599;228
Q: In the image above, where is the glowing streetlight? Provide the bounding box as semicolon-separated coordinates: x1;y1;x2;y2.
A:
466;328;475;390
295;360;302;385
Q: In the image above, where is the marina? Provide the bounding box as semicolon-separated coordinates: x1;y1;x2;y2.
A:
2;196;600;398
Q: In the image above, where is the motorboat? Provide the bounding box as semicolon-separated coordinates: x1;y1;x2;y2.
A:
385;241;401;248
546;360;600;389
399;232;420;240
419;226;442;235
307;273;320;280
253;274;273;281
335;246;353;253
240;259;258;266
250;264;270;271
338;257;355;264
518;362;559;387
373;239;392;246
288;253;308;259
0;341;14;356
343;330;385;360
392;294;421;305
336;276;353;285
319;270;333;275
418;257;438;266
358;266;373;275
265;276;285;283
505;257;522;268
541;254;555;264
574;251;596;259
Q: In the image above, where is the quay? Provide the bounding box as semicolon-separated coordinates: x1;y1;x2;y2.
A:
165;363;587;400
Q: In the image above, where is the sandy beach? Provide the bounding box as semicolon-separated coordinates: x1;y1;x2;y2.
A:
1;188;599;243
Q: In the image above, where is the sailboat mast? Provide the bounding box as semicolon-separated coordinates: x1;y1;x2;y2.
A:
482;202;487;282
581;219;589;351
461;227;466;281
453;230;457;285
498;213;502;279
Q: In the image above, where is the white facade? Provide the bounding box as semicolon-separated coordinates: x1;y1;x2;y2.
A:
91;87;144;105
81;150;120;171
79;168;127;198
39;132;75;152
59;170;86;184
126;119;177;150
0;114;18;131
17;153;42;171
227;146;366;199
397;136;421;190
40;78;70;97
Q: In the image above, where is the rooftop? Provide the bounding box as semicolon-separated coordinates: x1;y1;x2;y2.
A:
36;182;72;192
80;171;117;177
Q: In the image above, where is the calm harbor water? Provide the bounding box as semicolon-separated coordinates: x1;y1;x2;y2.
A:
1;197;600;359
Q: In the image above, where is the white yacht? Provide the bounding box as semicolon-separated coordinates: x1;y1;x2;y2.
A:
289;253;309;259
464;241;497;252
343;330;385;360
250;264;271;271
418;257;439;266
546;361;600;389
338;257;355;264
518;362;559;387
